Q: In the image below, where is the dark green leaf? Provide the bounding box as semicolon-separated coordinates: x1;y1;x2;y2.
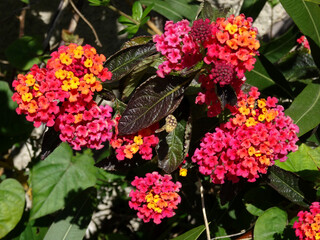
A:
260;25;300;63
118;15;134;25
30;143;97;219
5;36;43;70
276;144;320;182
278;49;319;82
243;186;282;216
0;81;33;154
267;166;314;207
171;224;206;240
140;0;183;21
308;36;320;70
245;55;294;98
132;1;143;21
122;54;158;101
43;188;96;240
253;207;287;240
216;84;237;109
280;0;320;47
121;36;153;50
141;4;154;19
0;179;25;239
118;75;192;135
157;120;186;173
104;42;156;82
285;83;320;137
305;0;320;4
240;0;267;21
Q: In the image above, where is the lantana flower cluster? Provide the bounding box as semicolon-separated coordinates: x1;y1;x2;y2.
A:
293;202;320;240
111;116;159;160
192;87;299;183
153;14;260;117
129;172;181;224
12;43;114;150
297;35;310;50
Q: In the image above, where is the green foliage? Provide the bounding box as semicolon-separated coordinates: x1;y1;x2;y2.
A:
0;179;25;238
30;143;97;219
285;83;320;137
276;144;320;182
240;0;267;21
88;0;110;6
253;207;287;240
171;224;207;240
5;36;43;71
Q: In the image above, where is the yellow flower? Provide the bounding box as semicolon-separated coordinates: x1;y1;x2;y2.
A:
84;73;96;84
225;23;238;34
73;46;84;59
22;92;33;102
179;168;187;177
134;135;143;145
84;58;93;68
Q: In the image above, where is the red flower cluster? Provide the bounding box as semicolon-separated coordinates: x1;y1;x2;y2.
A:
12;44;114;150
192;87;299;183
111;116;159;160
153;20;202;78
129;172;181;224
293;202;320;240
297;35;310;50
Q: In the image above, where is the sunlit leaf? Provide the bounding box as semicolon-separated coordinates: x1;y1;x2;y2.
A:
171;224;206;240
30;143;97;219
280;0;320;47
0;179;25;238
118;75;193;135
285;83;320;137
276;144;320;182
253;207;287;240
104;42;156;82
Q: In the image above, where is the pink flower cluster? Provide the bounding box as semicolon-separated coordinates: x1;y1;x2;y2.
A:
192;87;299;183
129;172;181;224
12;44;114;150
153;15;260;117
293;202;320;240
111;116;159;160
153;20;202;78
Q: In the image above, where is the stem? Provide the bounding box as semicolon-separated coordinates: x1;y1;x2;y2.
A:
18;8;26;37
211;229;246;240
69;0;102;47
107;4;162;36
199;179;211;240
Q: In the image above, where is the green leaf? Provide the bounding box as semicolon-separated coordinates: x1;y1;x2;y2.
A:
277;49;319;82
243;186;282;216
304;0;320;4
260;25;300;63
0;81;33;154
0;179;25;238
267;166;314;207
118;15;134;25
132;1;143;21
5;36;43;70
253;207;287;240
122;54;158;101
240;0;267;21
140;0;183;21
280;0;320;48
285;83;320;137
157;120;186;173
43;188;96;240
141;4;154;19
171;224;206;240
30;143;97;219
245;55;294;98
121;36;153;50
118;75;192;135
104;42;156;82
276;144;320;182
196;1;231;21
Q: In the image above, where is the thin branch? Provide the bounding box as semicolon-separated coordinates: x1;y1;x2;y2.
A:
211;229;246;240
199;179;211;240
17;8;27;37
107;4;162;36
69;0;102;47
